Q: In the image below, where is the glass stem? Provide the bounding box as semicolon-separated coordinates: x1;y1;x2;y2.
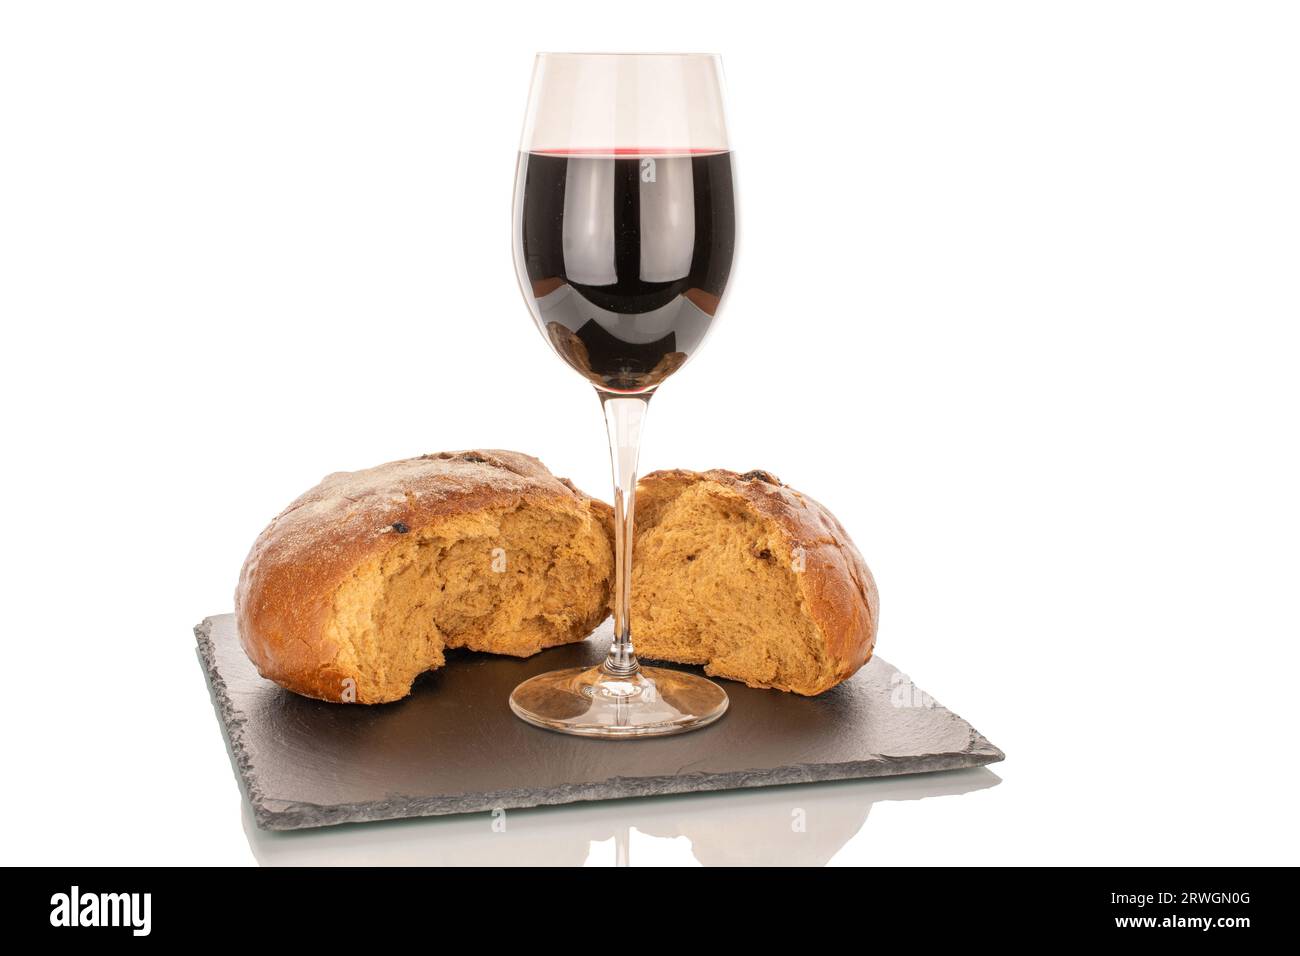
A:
599;392;649;677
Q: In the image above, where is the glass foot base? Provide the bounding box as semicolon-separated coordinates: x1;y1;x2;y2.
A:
509;664;729;738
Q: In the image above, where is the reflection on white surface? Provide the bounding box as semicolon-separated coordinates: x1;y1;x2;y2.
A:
243;767;1001;867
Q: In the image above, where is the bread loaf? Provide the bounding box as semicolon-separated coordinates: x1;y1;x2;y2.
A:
631;469;878;695
235;450;614;704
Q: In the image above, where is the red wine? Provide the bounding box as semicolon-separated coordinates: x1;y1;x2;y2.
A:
514;150;736;392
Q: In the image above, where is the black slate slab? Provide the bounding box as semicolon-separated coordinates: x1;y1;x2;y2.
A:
196;614;1004;830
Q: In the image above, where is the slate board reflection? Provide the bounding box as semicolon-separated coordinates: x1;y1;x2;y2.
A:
196;614;1004;831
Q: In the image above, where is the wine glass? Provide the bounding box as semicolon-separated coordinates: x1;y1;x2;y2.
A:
508;53;737;737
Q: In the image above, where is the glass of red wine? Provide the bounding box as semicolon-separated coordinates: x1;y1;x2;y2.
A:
508;53;737;737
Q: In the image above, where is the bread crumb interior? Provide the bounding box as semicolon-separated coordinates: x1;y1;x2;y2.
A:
326;504;611;701
631;484;830;694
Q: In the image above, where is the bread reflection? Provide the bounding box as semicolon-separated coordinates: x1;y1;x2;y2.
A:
545;320;688;392
683;288;721;316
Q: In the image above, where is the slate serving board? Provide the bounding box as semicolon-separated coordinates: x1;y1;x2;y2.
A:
196;614;1004;831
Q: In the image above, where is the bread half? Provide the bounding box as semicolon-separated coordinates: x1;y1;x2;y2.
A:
631;469;878;695
235;450;614;704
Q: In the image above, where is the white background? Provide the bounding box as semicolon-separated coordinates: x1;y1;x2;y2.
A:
2;1;1297;866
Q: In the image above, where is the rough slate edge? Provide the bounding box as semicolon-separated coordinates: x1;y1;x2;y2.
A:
196;618;1004;831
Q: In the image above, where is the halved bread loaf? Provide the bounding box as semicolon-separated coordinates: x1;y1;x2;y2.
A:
235;450;614;704
631;469;879;695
